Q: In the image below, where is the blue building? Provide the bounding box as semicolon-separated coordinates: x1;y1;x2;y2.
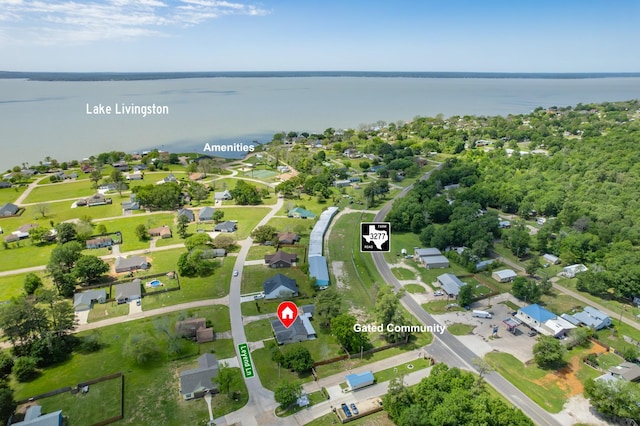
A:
346;371;374;390
309;256;329;289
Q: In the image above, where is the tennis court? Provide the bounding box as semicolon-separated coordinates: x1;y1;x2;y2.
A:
244;169;278;179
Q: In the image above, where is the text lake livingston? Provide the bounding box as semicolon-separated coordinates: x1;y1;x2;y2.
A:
1;76;640;169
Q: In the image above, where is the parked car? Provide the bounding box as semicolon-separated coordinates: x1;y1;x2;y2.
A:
528;330;537;337
233;270;239;277
350;403;359;415
341;403;352;418
434;291;444;296
136;299;141;306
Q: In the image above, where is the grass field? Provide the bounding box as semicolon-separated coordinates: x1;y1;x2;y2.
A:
447;323;476;335
0;271;52;301
403;284;426;294
279;195;336;217
252;340;315;391
265;217;314;235
0;187;25;204
392;267;416;281
244;318;274;342
383;232;422;264
372;358;432;383
24;180;97;203
0;243;54;272
99;213;176;252
422;299;464;314
12;309;247;425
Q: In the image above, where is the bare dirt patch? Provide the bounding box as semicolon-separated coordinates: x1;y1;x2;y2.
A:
332;261;348;289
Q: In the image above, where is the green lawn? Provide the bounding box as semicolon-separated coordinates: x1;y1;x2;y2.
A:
392;267;416;281
421;300;464;314
215;207;270;240
244;318;274;342
373;358;432;384
447;323;476;335
24;180;97;203
87;301;131;322
596;352;624;371
0;187;25;204
383;232;422;264
97;213;175;252
252;340;315;391
12;310;247;425
0;243;54;272
35;375;122;426
0;271;51;301
280;195;337;217
241;265;313;297
265;217;314;236
199;338;237;359
403;284;426;294
277;390;326;417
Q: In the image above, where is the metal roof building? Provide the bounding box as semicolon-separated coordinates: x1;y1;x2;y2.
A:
308;207;339;258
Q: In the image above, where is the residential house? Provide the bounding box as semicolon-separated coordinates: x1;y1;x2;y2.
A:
18;223;38;233
0;203;19;216
201;249;226;259
114;279;142;303
492;269;518;283
334;180;351;188
125;171;143;180
543;254;560;265
271;305;316;345
87;194;112;207
112;160;129;172
13;405;63;426
73;289;107;311
189;173;205;181
175;318;214;343
573;306;612;330
214;190;233;201
603;362;640;383
114;256;149;273
277;232;300;245
263;273;299;299
122;195;140;211
562;264;588;278
149;225;172;239
0;182;11;189
98;183;118;192
436;273;466;298
475;259;496;271
345;371;375;391
157;173;177;185
86;237;113;249
264;251;298;268
179;353;219;400
81;164;94;173
343;149;359;158
214;221;237;233
443;184;461;191
198;206;215;222
498;220;511;229
288;207;316;219
177;208;195;222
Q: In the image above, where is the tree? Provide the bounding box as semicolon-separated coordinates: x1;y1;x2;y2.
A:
230;180;261;205
0;382;16;426
123;333;160;364
375;286;411;343
133;182;182;210
383;375;414;421
511;277;542;304
533;335;566;368
0;352;14;379
184;233;212;251
282;346;314;373
23;273;43;295
177;214;189;239
457;284;474;308
331;314;369;353
135;224;149;241
584;378;640;422
214;363;235;397
251;225;276;243
28;226;51;245
36;203;50;219
73;255;109;285
525;257;541;276
274;382;302;409
55;222;77;244
212;210;224;222
110;169;125;196
89;169;102;188
96;224;107;235
504;225;530;258
315;288;342;328
13;357;38;382
188;182;209;204
213;233;236;250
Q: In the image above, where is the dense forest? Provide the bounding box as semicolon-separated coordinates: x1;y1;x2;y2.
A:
385;100;640;301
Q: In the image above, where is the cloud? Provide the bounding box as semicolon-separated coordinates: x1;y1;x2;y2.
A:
0;0;269;45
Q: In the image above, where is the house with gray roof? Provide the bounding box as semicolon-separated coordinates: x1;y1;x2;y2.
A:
198;206;215;221
177;208;195;222
436;273;466;297
73;289;107;311
114;256;149;273
263;274;299;299
214;190;232;200
0;182;11;189
265;251;298;268
492;269;517;283
573;306;612;330
114;279;142;304
179;353;219;400
13;405;63;426
201;248;226;259
0;203;19;216
214;221;237;233
271;305;316;345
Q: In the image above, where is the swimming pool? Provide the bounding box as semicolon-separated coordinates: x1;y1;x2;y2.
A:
149;280;162;287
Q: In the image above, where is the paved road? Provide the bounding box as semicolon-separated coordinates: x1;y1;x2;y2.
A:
369;166;562;426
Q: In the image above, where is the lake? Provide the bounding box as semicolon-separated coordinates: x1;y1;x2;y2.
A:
1;76;640;170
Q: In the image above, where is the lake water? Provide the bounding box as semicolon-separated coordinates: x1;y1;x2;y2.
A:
1;76;640;170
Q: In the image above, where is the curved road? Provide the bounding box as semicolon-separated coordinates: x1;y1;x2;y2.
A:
370;166;562;426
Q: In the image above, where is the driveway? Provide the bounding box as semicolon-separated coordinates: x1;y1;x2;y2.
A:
129;299;142;315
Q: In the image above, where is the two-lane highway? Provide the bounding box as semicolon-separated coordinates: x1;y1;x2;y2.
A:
370;164;562;426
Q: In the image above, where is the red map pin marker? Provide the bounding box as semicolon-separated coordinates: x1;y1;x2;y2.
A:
277;301;299;329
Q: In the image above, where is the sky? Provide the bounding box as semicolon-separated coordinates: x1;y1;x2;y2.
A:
0;0;639;72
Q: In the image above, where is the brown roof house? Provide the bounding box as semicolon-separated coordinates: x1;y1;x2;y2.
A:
264;251;298;268
179;353;219;400
277;232;300;245
86;237;113;249
149;225;172;239
175;318;214;343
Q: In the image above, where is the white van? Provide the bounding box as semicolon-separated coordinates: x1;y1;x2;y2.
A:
472;310;492;319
